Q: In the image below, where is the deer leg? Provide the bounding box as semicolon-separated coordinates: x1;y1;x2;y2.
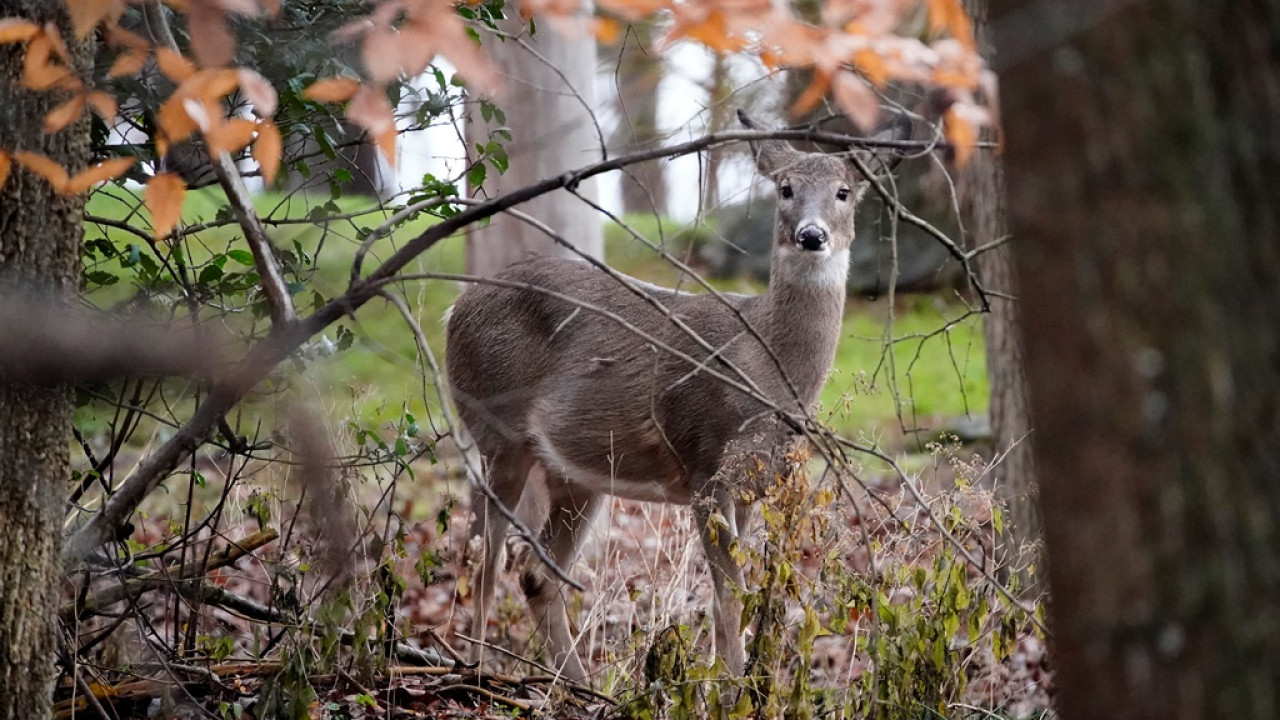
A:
695;487;747;676
519;480;601;683
466;448;535;666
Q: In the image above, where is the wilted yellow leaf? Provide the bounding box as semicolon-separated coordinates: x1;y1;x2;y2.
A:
346;86;396;166
65;0;114;38
65;156;136;193
253;118;282;185
205;117;258;155
303;76;360;104
155;47;196;82
146;173;187;240
0;18;41;44
85;90;118;121
43;94;86;133
13;151;70;192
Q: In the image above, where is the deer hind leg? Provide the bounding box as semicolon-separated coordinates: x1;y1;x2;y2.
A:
466;447;536;667
519;477;601;683
694;486;747;676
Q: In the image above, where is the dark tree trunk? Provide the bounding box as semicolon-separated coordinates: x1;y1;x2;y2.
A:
960;0;1039;587
992;0;1280;716
607;22;666;215
0;3;89;718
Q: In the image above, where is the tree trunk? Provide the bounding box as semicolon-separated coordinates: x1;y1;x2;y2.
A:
0;4;89;718
992;0;1280;716
466;17;604;275
959;0;1039;588
606;21;666;215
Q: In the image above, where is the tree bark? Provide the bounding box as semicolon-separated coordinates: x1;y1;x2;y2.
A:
466;17;604;275
960;0;1039;587
0;3;89;718
991;0;1280;716
606;21;666;215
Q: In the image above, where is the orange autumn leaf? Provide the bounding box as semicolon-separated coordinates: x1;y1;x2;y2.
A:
253;118;282;185
0;18;41;44
790;70;832;116
13;151;70;191
0;151;10;190
303;76;360;104
346;86;396;166
145;173;187;239
85;90;118;121
43;94;86;133
108;47;148;77
155;47;196;83
65;0;114;38
943;106;976;166
23;33;78;91
927;0;975;52
65;156;136;194
592;17;622;45
205;117;258;155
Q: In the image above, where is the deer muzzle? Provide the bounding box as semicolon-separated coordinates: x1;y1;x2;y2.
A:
796;225;828;251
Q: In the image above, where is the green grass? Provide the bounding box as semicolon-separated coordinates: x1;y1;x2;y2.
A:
80;192;987;446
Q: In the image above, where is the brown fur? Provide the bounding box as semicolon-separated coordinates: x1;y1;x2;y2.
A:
446;112;906;682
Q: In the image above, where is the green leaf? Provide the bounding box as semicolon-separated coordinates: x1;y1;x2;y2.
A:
466;162;486;188
227;249;255;265
197;264;224;284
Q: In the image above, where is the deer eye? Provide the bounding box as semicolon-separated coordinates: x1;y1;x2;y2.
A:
836;188;850;202
780;184;793;199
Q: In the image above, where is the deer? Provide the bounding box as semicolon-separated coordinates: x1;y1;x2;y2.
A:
445;110;907;683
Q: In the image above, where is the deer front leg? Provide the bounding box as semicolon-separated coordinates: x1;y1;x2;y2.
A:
694;487;747;676
519;480;601;684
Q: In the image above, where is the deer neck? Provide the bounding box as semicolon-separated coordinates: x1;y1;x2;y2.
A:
752;246;851;408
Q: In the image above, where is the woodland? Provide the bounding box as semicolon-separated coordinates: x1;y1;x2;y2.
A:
0;1;1276;719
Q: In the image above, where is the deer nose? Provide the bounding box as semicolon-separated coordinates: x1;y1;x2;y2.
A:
796;225;827;251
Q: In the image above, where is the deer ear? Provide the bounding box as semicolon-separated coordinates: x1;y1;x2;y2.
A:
852;112;912;178
738;109;794;178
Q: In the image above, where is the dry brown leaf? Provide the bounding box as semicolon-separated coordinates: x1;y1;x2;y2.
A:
0;18;42;44
831;72;880;132
43;94;86;134
204;117;258;155
302;76;360;103
108;47;148;77
66;0;114;38
65;156;136;194
155;47;196;82
0;151;11;191
790;70;832;117
237;68;277;117
103;24;148;49
188;0;235;67
927;0;975;52
85;90;118;121
346;86;396;167
361;25;404;85
14;151;70;192
253;118;282;185
23;33;78;91
185;68;241;103
146;173;187;240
